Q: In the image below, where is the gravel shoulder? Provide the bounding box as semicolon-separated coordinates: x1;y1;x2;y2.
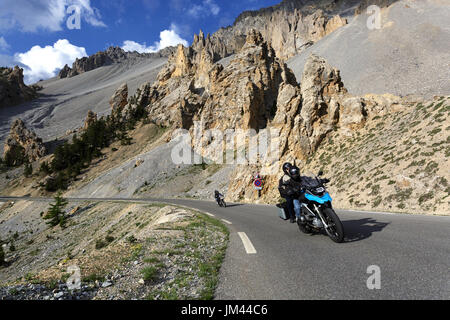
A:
0;200;229;300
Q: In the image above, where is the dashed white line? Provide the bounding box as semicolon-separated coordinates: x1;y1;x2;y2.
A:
221;219;232;225
238;232;257;254
204;212;215;217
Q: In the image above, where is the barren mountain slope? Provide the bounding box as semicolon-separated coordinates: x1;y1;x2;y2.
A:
0;57;167;151
303;96;450;214
287;0;450;98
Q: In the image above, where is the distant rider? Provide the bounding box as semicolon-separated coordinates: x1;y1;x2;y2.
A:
214;190;224;204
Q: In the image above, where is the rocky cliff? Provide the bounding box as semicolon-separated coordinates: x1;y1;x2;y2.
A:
0;66;40;108
187;0;399;62
59;46;175;79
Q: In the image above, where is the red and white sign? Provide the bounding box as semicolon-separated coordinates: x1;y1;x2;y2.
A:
253;178;263;190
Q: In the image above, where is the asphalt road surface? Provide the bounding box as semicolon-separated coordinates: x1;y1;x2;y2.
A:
1;196;449;300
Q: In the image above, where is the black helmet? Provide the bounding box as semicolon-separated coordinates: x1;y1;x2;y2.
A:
282;162;292;175
289;166;300;180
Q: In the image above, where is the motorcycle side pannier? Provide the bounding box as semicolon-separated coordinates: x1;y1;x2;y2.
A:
276;203;289;220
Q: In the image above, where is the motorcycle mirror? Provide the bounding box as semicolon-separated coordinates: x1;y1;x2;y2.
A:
318;170;324;176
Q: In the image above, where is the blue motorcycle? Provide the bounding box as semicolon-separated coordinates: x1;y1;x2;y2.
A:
298;171;344;243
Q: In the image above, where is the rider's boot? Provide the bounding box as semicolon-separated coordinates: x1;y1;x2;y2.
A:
290;215;296;223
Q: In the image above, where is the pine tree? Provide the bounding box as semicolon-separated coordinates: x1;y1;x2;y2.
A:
24;160;32;177
43;192;68;228
39;161;51;174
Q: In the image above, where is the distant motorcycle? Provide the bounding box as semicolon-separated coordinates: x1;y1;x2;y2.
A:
297;171;344;243
216;195;227;208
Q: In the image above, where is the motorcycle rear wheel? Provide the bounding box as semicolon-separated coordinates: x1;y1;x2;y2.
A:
323;208;344;243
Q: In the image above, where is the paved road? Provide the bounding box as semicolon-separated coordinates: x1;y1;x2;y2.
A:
1;196;449;299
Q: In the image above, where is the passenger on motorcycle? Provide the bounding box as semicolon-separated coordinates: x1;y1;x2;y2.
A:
278;163;304;223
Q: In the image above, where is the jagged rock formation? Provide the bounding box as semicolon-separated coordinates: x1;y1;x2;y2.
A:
138;30;297;135
131;27;409;202
3;119;46;164
59;46;176;79
109;83;128;111
225;52;402;202
188;0;401;62
192;0;359;62
0;66;40;108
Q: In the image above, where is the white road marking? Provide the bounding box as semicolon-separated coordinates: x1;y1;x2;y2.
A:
238;232;257;254
204;212;215;217
221;219;232;225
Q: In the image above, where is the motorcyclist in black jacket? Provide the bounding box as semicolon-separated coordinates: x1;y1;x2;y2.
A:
278;163;303;223
279;164;331;224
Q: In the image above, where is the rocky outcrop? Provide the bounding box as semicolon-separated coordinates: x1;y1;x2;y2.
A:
109;83;128;111
58;64;71;79
59;46;176;79
140;30;297;132
0;66;39;108
3;119;46;164
203;1;351;61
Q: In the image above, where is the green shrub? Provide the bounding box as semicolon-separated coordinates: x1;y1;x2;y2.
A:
126;235;137;243
141;266;158;282
418;192;434;205
95;239;107;250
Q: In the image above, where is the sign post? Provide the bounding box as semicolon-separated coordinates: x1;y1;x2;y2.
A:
253;176;263;198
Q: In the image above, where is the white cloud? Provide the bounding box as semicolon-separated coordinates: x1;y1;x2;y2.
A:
14;39;87;84
0;37;10;51
0;0;106;32
188;0;220;18
122;24;189;53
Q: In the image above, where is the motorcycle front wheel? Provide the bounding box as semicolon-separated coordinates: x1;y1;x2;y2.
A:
323;208;344;243
297;219;312;234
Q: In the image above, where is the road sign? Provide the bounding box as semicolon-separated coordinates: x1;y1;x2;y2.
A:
253;179;263;190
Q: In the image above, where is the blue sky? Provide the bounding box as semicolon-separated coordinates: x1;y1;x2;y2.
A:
0;0;280;84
